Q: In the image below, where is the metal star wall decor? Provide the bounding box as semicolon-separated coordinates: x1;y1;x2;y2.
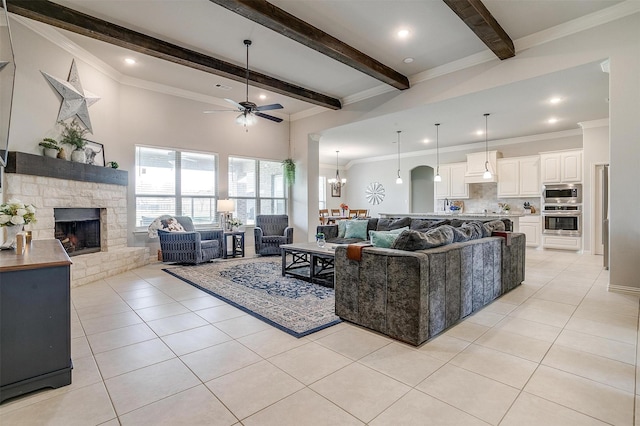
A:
41;59;100;132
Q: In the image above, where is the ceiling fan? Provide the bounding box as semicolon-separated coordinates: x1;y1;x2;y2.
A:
204;40;283;126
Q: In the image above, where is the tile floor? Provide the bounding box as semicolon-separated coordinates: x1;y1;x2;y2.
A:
1;248;638;425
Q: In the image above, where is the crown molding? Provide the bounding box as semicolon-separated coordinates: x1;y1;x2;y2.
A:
11;14;122;81
345;128;582;168
578;118;609;129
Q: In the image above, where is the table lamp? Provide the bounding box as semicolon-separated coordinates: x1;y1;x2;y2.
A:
217;199;235;231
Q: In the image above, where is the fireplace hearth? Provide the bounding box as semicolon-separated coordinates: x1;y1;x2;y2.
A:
54;208;102;256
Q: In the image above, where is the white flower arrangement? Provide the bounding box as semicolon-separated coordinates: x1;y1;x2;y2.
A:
229;218;243;228
0;199;37;227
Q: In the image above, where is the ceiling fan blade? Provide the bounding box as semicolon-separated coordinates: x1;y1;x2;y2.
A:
224;98;246;111
256;103;283;112
203;109;236;114
255;112;283;123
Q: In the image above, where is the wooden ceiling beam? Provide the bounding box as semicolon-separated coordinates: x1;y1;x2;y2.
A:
443;0;515;60
6;0;342;110
209;0;410;90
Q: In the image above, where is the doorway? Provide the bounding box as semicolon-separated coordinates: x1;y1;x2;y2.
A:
411;166;435;213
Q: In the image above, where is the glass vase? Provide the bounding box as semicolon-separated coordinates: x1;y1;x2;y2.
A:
317;235;326;248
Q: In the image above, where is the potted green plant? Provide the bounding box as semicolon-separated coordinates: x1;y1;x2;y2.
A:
106;161;119;169
59;120;88;163
282;158;295;187
38;138;61;158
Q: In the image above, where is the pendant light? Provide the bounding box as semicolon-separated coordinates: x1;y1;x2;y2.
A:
483;113;492;179
328;150;346;189
434;123;442;182
395;130;403;184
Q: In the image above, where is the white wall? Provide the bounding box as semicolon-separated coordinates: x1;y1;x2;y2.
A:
7;19;289;249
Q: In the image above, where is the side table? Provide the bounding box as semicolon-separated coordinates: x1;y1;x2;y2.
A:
223;231;245;259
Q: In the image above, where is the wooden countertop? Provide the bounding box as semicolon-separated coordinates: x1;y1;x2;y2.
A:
0;239;72;273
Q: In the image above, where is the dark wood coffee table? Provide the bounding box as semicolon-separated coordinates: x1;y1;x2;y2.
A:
280;242;339;287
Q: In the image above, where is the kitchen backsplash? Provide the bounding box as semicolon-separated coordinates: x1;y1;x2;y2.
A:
437;183;541;214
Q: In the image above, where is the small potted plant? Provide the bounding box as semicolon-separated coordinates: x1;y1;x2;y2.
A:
59;120;88;163
38;138;61;158
106;161;119;169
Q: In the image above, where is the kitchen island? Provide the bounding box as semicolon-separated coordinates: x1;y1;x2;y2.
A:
379;212;524;232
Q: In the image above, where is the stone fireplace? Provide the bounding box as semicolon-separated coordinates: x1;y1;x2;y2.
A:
54;208;102;256
3;152;150;286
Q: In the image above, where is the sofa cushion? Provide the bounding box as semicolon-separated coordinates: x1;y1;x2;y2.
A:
482;219;506;237
391;225;455;251
369;230;402;248
344;219;369;240
377;217;411;231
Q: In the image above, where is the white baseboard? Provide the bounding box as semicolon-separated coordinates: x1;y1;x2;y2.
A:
607;284;640;296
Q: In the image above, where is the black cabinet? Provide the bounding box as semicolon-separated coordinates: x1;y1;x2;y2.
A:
0;240;72;403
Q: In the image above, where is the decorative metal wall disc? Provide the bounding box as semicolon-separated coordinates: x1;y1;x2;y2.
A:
365;182;385;205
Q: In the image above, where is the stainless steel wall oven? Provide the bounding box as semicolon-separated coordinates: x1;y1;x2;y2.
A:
542;205;582;236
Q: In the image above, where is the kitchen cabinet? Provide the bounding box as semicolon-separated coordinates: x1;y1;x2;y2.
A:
0;240;72;402
542;235;582;251
519;215;541;247
540;150;582;183
497;156;541;197
435;162;469;199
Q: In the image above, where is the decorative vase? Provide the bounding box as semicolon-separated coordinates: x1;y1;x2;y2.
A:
317;235;326;248
71;149;86;163
44;148;58;158
1;225;23;250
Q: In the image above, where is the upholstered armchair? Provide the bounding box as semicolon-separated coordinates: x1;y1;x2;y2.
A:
254;214;293;255
154;216;224;264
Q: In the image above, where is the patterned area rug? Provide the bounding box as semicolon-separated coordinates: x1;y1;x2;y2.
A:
163;257;341;338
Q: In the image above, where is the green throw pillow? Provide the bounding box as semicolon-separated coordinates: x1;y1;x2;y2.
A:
369;230;401;248
337;220;348;238
368;226;408;240
344;219;369;240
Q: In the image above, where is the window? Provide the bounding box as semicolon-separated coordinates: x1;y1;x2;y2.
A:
135;146;218;227
319;176;326;209
228;157;287;225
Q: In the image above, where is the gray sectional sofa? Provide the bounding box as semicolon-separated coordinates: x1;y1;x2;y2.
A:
327;218;525;346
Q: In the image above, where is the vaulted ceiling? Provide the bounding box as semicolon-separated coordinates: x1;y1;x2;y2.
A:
8;0;625;164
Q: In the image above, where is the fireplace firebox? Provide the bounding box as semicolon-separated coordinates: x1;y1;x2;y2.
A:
54;208;101;256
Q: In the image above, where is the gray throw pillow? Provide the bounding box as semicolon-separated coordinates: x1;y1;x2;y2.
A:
451;221;484;242
391;225;455;251
377;217;411;231
482;219;506;237
410;219;450;232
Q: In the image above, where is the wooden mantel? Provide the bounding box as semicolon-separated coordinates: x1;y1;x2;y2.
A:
4;151;128;186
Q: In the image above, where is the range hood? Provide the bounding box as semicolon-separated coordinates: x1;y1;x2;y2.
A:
465;151;502;183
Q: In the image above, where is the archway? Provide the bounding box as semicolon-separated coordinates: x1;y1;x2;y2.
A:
411;166;435;213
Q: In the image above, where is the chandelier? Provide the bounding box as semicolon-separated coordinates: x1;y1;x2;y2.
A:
328;150;346;189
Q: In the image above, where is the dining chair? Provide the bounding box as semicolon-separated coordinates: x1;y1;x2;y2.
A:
348;210;358;219
330;208;341;216
319;209;329;225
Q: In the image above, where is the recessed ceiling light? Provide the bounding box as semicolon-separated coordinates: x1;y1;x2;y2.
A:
124;58;136;65
476;130;484;136
403;57;414;64
259;94;267;100
549;97;562;104
548;117;559;124
422;138;430;143
397;29;410;39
